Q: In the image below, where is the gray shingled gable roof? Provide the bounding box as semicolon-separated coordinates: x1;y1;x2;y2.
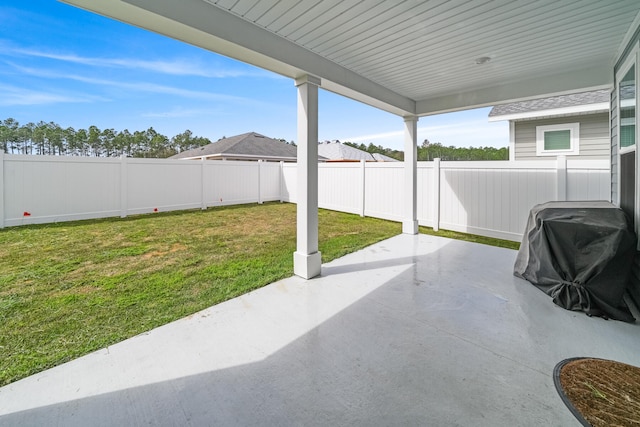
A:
170;132;298;160
317;141;375;161
372;153;399;162
489;89;610;118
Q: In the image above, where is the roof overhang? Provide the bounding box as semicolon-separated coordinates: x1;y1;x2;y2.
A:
488;102;611;122
61;0;415;116
61;0;640;117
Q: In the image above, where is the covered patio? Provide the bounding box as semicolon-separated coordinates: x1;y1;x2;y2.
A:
4;1;639;424
61;0;640;279
1;234;640;425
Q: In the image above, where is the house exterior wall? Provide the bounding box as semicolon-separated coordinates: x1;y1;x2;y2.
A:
513;113;609;161
612;23;640;208
613;21;640;307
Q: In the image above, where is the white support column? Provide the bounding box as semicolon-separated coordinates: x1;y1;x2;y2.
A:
0;150;4;229
557;155;567;201
509;122;516;161
403;115;419;234
294;75;322;279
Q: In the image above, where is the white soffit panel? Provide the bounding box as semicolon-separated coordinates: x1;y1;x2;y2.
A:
63;0;640;116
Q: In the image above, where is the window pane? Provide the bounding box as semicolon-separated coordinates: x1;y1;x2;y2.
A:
621;125;636;148
544;130;570;150
620;65;635;148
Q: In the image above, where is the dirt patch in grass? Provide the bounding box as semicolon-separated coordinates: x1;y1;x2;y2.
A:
141;243;188;259
555;358;640;426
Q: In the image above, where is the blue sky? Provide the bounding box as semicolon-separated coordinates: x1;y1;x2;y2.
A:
0;0;508;151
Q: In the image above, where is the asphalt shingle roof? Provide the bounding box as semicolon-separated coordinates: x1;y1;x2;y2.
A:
372;153;399;162
317;141;375;161
489;89;610;117
170;132;298;160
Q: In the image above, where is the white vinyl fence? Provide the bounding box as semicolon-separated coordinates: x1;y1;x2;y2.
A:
1;151;610;241
0;152;282;227
283;158;611;241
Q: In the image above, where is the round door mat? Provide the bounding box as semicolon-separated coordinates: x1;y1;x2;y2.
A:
554;358;640;426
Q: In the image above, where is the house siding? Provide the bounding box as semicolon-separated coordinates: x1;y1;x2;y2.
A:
513;113;610;161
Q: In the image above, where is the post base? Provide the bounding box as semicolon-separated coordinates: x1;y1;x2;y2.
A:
293;251;322;279
402;220;418;235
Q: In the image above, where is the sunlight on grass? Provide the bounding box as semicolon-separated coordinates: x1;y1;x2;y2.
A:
0;203;400;386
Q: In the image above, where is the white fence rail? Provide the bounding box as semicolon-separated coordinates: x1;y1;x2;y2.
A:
0;151;610;241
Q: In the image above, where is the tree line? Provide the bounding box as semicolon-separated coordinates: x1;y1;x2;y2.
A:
1;118;508;160
345;139;508;161
0;118;212;158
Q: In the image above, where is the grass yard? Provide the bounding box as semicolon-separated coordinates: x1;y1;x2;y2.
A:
0;202;400;386
419;226;520;250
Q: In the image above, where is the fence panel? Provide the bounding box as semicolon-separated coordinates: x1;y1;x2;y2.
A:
281;163;297;203
260;161;282;202
3;155;121;226
417;162;435;227
205;160;259;206
566;160;611;201
318;163;362;215
127;158;203;214
438;161;558;240
364;163;404;221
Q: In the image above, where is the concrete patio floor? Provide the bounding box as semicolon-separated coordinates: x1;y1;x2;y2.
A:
1;233;640;426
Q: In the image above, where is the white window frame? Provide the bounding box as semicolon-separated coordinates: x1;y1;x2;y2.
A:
617;51;637;156
535;123;580;156
615;42;639;249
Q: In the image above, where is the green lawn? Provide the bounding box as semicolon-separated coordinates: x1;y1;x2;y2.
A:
0;203;400;386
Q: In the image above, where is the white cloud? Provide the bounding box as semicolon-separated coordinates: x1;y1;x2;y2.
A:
8;63;270;105
0;84;105;106
5;46;278;79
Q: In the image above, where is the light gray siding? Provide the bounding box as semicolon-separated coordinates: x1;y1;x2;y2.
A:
513;113;610;161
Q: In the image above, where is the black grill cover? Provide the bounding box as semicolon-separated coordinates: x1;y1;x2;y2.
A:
514;201;637;322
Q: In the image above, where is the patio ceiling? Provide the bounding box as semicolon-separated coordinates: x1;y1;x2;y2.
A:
63;0;640;116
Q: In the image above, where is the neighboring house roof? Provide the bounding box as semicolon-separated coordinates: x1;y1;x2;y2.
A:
372;153;399;162
318;141;374;162
170;132;319;162
488;90;610;122
317;141;396;162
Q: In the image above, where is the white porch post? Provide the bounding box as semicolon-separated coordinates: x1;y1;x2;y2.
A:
509;122;516;161
294;75;322;279
403;115;418;234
